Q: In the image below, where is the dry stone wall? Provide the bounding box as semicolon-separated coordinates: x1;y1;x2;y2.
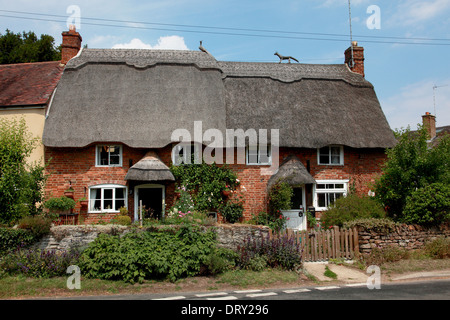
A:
357;223;450;254
35;224;270;252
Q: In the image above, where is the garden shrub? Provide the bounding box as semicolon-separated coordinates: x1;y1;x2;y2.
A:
250;211;288;233
79;225;217;283
321;194;386;228
0;247;81;278
170;161;240;212
0;227;35;256
402;183;450;226
362;245;409;266
343;218;398;233
17;215;52;240
268;181;293;215
220;201;243;223
424;237;450;259
237;234;302;271
44;196;76;213
112;215;132;226
202;247;239;275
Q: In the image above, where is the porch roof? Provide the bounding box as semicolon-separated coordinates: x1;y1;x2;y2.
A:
125;151;175;182
267;155;316;190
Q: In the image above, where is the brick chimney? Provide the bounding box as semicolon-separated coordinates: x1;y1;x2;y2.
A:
61;25;82;65
345;41;365;77
422;112;436;140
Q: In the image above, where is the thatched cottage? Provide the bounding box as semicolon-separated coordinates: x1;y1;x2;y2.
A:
42;28;396;224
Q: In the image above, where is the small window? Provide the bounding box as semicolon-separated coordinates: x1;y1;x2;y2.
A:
96;145;122;167
246;145;272;165
172;143;200;165
89;184;127;213
317;145;344;165
315;181;348;210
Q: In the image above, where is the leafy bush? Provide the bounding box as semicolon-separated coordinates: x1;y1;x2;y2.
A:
424;237;450;259
17;215;52;240
0;227;35;256
374;126;450;220
237;234;302;271
0;117;47;225
44;196;76;212
0;247;81;278
402;183;450;226
220;201;243;223
321;194;386;228
250;211;288;233
79;225;217;283
112;215;132;226
343;218;398;233
362;245;409;266
268;181;293;215
170;161;239;212
202;247;239;275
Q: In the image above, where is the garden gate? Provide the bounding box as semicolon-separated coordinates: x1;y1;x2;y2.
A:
271;226;359;262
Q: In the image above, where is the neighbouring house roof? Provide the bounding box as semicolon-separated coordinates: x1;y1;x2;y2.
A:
42;48;397;149
267;155;316;190
0;61;63;107
125;151;175;181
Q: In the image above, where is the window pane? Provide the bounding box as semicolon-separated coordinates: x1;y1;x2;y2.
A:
115;188;125;199
331;155;340;164
98;146;109;165
331;146;340;156
317;184;325;189
247;146;258;164
115;199;125;210
335;184;344;189
259;145;271;164
318;193;326;207
104;189;113;200
90;188;101;211
291;187;303;209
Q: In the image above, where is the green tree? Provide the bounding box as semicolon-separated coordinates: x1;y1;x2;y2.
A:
374;126;450;222
0;29;61;64
0;118;47;225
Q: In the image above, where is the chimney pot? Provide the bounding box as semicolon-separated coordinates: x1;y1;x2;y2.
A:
422;112;436;140
61;27;82;65
344;42;365;77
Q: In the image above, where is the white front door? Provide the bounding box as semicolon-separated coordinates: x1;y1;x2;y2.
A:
282;186;307;231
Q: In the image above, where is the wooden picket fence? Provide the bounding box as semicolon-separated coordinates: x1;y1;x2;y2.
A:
271;227;359;262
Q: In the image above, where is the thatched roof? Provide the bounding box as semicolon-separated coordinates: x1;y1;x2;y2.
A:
125;151;175;181
43;48;396;149
267;155;315;190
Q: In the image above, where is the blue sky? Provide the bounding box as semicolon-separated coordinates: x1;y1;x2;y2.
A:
1;0;449;131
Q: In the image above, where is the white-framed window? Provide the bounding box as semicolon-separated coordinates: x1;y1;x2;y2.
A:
96;145;122;167
89;184;127;213
314;180;348;210
172;143;201;166
246;145;272;165
317;145;344;165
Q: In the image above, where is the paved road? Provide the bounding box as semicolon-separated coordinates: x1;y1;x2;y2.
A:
61;279;450;301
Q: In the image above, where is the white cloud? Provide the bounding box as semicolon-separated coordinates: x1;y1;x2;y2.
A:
380;79;450;131
112;36;189;50
390;0;450;26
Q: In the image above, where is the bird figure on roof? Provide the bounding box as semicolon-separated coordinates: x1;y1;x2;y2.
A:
199;40;211;55
274;52;299;63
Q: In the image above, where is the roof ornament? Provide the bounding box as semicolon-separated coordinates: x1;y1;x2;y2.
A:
199;41;211;55
274;52;299;64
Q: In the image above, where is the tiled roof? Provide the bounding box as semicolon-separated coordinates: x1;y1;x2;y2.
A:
0;61;63;107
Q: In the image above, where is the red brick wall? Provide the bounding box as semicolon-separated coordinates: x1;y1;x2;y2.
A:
44;144;386;223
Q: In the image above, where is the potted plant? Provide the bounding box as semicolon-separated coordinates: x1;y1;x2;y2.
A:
78;197;88;207
64;187;75;198
222;185;232;197
44;196;77;214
